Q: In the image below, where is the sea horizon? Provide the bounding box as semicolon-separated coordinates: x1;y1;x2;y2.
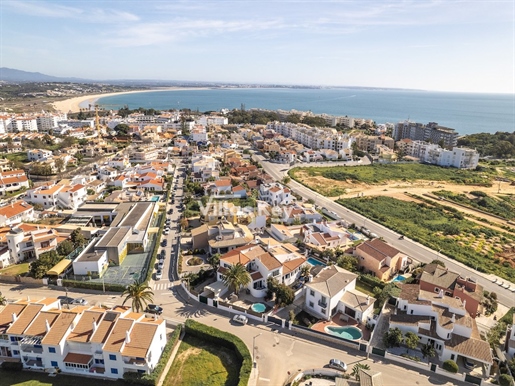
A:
94;87;515;136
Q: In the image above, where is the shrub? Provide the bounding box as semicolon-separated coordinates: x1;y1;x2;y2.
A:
499;374;514;386
185;319;251;386
61;279;125;292
443;360;459;373
1;361;23;371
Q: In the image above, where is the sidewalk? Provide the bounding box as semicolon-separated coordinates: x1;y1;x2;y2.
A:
156;327;185;386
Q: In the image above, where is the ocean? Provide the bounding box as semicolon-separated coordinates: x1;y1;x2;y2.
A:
95;88;515;135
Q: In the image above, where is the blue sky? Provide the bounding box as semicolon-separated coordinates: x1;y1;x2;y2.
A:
1;0;514;93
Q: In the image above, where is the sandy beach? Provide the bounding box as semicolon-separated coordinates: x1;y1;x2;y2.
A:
52;87;203;113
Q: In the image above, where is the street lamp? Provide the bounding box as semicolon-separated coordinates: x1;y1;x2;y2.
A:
253;333;262;368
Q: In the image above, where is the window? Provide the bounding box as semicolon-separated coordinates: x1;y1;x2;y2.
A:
13;350;19;355
434;287;440;293
48;347;56;353
111;368;118;375
310;290;315;297
309;301;314;308
51;361;58;367
109;354;116;361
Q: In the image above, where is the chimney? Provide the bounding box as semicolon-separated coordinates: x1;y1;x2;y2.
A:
451;313;456;323
26;296;30;302
92;320;97;333
125;330;131;344
45;319;51;332
366;295;370;305
438;289;444;298
57;302;61;310
11;313;18;323
463;300;466;309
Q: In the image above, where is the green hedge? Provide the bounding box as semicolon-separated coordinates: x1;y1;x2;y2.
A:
61;279;126;293
185;319;251;386
123;324;182;385
1;361;23;371
443;360;458;373
143;211;167;285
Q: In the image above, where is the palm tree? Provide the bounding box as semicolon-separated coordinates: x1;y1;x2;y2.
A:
300;265;311;280
0;292;6;306
351;363;371;381
121;279;154;312
222;263;251;294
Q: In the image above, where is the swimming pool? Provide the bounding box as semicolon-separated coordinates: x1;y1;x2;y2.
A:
307;257;326;267
392;275;406;283
251;303;266;313
151;196;161;202
325;326;362;340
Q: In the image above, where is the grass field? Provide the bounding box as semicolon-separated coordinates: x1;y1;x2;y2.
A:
0;262;30;276
3;152;29;164
163;334;240;386
290;163;493;186
0;369;126;386
338;196;515;281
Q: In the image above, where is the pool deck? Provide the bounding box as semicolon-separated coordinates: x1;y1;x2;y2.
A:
312;313;371;341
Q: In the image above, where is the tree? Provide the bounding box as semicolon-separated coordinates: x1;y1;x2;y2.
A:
70;228;86;248
403;331;420;353
336;255;359;272
0;292;6;306
208;253;221;270
180;217;189;229
300;265;311;280
421;343;436;360
222;263;251;294
383;327;403;348
442;359;458;373
266;278;295;307
56;240;75;257
351;363;371;381
499;374;514;386
54;158;65;173
121;279;154;312
30;250;61;278
430;259;445;267
282;176;291;184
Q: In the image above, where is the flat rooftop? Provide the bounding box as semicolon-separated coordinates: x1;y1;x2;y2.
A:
76;239;105;262
97;227;132;249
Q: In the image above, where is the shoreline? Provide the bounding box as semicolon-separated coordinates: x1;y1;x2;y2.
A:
52;87;209;113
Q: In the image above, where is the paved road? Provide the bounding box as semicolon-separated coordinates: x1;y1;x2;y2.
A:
255;153;515;308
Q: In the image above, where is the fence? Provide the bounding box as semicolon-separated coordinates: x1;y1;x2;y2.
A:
0;275;42;286
290;324;363;350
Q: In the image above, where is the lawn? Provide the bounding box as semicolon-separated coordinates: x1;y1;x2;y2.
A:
0;262;30;276
338;196;515;281
0;369;126;386
3;152;29;164
290;163;493;186
163;334;240;386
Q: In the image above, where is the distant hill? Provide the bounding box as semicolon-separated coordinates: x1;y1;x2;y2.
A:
0;67;90;83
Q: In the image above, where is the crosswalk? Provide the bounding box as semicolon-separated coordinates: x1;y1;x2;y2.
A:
152;282;172;291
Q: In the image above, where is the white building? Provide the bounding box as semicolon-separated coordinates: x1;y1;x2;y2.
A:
9;117;38;132
6;226;60;263
0;169;30;196
258;182;294;206
25;183;87;210
389;284;493;374
191;126;208;143
304;265;376;324
197;115;228;126
0;299;168;379
0;200;34;228
28;149;53;162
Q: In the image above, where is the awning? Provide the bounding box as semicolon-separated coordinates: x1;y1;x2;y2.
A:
47;259;72;276
64;353;93;365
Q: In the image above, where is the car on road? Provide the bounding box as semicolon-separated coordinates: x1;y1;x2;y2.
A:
155;270;163;280
72;298;88;305
232;314;248;325
145;304;163;315
328;359;347;372
57;296;74;305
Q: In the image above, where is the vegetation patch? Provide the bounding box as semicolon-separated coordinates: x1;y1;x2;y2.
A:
0;369;126;386
0;262;30;276
433;190;515;220
290;163;493;186
164;334;239;386
337;196;515;281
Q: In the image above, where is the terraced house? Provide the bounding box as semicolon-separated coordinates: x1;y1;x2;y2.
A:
0;299;167;379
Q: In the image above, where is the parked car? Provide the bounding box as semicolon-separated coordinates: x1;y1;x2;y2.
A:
155;270;163;280
158;261;164;270
232;314;248;325
57;296;74;305
72;298;88;305
328;359;347;372
163;230;169;235
145;304;163;315
463;357;475;370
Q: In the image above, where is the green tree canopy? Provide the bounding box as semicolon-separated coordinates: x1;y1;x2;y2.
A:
403;331;420;353
121;279;154;312
70;228;86;248
222;263;251;293
56;240;75;257
383;327;403;348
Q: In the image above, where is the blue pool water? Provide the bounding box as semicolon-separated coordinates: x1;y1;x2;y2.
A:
251;303;266;313
325;326;363;340
307;257;326;267
151;196;160;202
392;275;406;283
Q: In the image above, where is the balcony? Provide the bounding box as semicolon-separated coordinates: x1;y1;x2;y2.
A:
318;300;328;308
20;345;43;354
124;357;147;367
